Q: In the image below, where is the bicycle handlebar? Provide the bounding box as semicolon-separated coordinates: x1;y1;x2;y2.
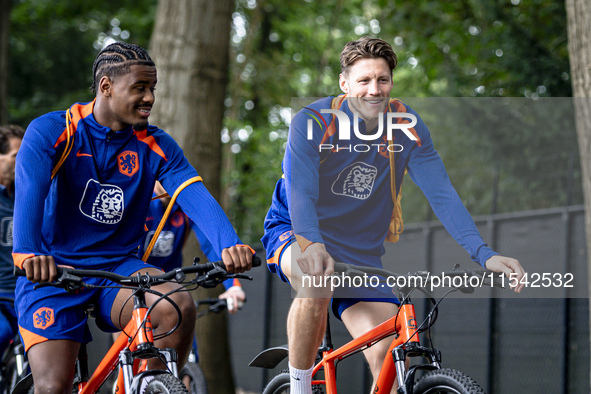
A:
196;297;244;313
14;255;262;289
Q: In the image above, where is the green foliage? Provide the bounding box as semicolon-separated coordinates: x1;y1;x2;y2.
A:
222;0;576;243
8;0;157;127
6;0;578;244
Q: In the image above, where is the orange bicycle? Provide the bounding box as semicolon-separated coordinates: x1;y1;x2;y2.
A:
251;263;502;394
14;256;260;394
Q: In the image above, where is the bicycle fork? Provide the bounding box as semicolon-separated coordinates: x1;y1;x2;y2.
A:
13;342;26;377
115;291;180;394
388;301;442;394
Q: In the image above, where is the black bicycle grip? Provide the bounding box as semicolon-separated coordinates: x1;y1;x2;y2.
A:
14;266;66;277
252;255;262;267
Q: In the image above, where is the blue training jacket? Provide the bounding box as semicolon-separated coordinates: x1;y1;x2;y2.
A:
13;100;242;269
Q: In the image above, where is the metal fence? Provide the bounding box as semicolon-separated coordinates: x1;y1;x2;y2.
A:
230;205;589;393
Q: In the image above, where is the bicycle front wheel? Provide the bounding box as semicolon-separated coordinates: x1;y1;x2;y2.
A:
144;374;189;394
263;372;290;394
413;369;485;394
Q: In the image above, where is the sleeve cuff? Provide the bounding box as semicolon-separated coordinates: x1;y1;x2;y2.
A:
12;253;35;270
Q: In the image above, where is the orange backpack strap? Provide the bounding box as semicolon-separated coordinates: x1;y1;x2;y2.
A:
385;99;413;243
51;101;95;179
142;176;203;261
51;108;75;179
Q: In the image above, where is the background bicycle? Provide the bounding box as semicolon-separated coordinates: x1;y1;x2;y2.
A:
180;297;245;394
0;297;27;394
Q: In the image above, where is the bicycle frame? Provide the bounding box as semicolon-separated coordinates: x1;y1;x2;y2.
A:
14;259;258;394
76;289;177;394
311;300;440;394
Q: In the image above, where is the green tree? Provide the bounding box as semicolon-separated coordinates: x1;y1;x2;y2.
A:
565;0;591;387
148;0;237;391
8;0;156;126
223;0;575;244
0;0;13;124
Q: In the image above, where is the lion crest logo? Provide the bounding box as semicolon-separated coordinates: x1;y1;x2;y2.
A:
144;231;175;257
0;217;13;247
331;162;377;200
33;307;55;330
80;180;124;224
117;150;139;177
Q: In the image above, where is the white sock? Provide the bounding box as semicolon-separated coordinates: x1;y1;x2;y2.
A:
289;363;314;394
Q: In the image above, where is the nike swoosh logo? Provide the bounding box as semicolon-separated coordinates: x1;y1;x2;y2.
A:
291;376;301;381
76;150;93;157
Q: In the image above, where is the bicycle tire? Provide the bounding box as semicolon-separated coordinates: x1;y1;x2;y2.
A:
144;374;189;394
413;368;485;394
262;371;324;394
178;362;208;394
262;371;290;394
0;356;15;394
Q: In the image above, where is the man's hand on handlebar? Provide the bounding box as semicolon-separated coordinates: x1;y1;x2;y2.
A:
297;242;335;278
221;245;253;274
485;255;526;293
22;255;58;284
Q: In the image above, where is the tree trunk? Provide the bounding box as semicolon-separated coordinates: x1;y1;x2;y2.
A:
0;0;12;125
565;0;591;388
148;0;235;392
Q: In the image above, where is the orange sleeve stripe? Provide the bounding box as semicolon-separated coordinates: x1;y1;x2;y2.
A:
231;278;242;287
134;129;168;161
12;253;35;269
53;101;94;148
236;244;256;255
295;234;313;253
18;326;48;352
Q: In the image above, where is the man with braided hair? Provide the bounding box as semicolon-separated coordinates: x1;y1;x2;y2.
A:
12;42;254;394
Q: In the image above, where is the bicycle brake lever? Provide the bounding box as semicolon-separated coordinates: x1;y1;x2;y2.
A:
458;286;475;294
227;273;253;281
193;265;229;288
33;282;59;290
32;272;85;293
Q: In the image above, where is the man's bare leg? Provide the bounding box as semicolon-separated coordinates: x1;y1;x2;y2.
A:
27;339;80;394
110;267;196;370
280;244;332;393
341;301;401;393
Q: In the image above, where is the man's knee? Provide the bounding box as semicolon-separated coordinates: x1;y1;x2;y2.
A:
365;340;391;372
173;292;196;331
152;290;195;331
33;375;75;394
28;340;79;394
289;297;331;320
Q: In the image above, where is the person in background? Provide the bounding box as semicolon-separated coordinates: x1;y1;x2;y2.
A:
0;125;24;357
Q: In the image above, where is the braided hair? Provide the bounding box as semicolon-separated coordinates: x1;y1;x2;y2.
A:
90;42;155;94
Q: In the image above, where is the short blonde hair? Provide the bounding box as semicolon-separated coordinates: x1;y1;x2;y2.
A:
340;37;398;76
